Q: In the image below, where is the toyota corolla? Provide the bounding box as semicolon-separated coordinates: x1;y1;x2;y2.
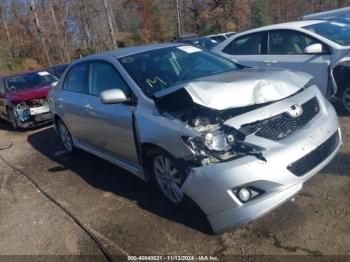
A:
48;43;341;233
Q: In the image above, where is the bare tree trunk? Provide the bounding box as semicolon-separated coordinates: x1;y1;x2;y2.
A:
50;1;70;63
103;0;117;49
0;1;15;59
81;0;99;51
176;0;181;38
30;0;52;66
2;19;15;59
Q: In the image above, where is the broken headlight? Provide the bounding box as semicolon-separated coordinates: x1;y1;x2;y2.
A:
15;102;31;122
204;130;232;151
184;129;234;153
183;126;266;164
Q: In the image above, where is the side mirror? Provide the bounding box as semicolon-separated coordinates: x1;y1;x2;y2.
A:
100;88;130;104
304;43;324;54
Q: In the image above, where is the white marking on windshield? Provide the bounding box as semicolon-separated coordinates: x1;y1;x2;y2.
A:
177;46;202;54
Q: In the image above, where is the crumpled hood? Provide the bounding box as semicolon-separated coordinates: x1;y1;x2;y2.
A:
7;85;51;103
155;68;313;110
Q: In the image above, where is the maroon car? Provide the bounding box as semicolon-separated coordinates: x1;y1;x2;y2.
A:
0;70;58;129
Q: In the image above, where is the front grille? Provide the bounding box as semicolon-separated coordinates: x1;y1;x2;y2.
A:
242;97;320;141
287;131;340;177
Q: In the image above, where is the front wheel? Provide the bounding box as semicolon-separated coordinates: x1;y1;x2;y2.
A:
7;108;19;130
152;152;184;205
340;86;350;114
57;120;75;154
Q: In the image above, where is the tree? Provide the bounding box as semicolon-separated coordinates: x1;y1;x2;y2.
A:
250;0;269;29
30;0;52;66
0;1;15;59
103;0;118;49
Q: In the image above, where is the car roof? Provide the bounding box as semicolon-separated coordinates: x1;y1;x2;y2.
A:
302;7;350;20
89;43;182;59
208;32;237;37
240;20;325;35
0;69;52;79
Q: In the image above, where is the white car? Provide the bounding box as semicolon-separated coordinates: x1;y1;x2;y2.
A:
212;20;350;112
207;32;237;43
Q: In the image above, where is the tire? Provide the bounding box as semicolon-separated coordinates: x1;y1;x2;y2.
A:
340;86;350;114
57;119;76;154
149;149;185;205
7;107;19;131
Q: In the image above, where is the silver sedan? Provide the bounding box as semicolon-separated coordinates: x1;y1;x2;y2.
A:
48;43;341;233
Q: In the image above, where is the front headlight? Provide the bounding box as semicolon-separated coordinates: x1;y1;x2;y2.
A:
204;129;232;152
183;128;234;153
182;126;266;164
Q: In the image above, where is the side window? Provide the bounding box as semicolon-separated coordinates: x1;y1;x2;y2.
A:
223;33;263;55
268;30;323;55
89;62;129;96
63;63;88;93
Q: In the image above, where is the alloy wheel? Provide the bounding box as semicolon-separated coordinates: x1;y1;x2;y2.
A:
153;154;184;205
8;108;18;130
58;121;73;153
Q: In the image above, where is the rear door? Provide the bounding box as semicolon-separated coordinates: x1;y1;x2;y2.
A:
59;62;91;143
265;29;331;95
219;32;269;67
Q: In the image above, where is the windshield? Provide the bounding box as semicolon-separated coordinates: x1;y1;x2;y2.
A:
6;71;57;92
119;46;238;96
303;21;350;46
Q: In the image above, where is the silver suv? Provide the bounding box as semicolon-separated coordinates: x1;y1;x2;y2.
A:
48;43;341;233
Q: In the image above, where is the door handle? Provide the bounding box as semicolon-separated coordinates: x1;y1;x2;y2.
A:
264;60;278;64
85;104;93;110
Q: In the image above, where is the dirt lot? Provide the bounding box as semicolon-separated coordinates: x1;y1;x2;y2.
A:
0;115;349;260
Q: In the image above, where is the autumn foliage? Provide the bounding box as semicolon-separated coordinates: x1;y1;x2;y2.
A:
0;0;350;74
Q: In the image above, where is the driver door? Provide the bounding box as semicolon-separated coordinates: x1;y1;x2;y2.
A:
83;61;138;164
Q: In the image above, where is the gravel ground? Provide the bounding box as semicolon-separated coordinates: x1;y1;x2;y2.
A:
0;116;349;260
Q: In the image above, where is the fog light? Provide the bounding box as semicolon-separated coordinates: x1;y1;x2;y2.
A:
238;188;251;202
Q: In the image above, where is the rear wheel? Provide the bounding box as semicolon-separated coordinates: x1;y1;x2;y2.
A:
151;151;184;205
340;86;350;114
57;120;75;154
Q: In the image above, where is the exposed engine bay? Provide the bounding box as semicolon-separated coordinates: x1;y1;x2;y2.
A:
155;88;267;166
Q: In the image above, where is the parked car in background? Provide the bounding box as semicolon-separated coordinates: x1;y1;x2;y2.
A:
0;70;57;129
179;36;219;50
47;63;70;78
302;6;350;21
207;32;237;43
212;20;350;112
49;43;341;233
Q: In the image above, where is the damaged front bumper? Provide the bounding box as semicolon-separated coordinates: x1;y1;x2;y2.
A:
13;100;52;128
181;86;341;233
16;112;52;128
